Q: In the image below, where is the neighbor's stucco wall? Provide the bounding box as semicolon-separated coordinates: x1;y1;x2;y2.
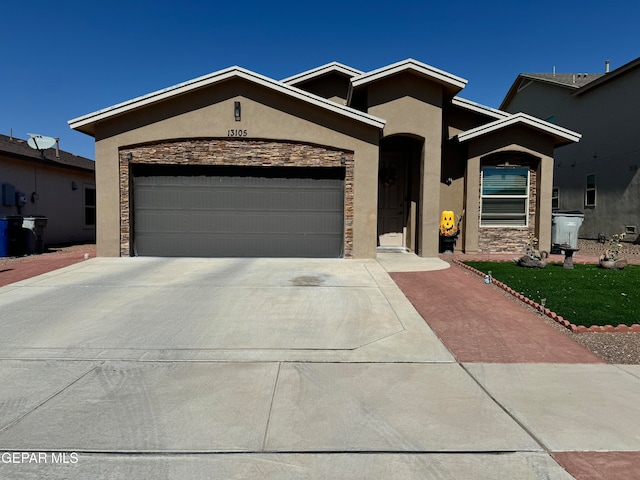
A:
94;78;380;258
0;156;95;244
504;81;569;122
504;70;640;242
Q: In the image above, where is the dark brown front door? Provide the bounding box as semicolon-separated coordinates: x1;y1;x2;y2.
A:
377;154;407;248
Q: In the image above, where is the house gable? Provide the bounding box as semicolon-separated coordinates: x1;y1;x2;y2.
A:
90;76;383;148
281;62;363;104
281;62;363;85
457;112;580;147
69;67;384;137
349;59;467;98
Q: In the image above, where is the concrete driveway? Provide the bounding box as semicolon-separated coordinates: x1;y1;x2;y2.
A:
0;256;453;362
0;256;579;479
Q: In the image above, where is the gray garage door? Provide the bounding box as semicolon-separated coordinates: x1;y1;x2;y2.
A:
132;165;345;257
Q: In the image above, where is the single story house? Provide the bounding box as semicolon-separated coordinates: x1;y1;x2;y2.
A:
1;133;95;245
500;57;640;243
68;59;580;258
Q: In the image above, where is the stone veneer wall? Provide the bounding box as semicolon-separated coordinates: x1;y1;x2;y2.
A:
477;164;538;254
119;139;354;257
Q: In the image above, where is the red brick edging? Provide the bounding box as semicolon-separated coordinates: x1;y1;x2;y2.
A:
453;260;640;334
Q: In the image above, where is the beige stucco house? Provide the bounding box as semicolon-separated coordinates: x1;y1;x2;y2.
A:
69;59;580;258
501;57;640;244
1;134;95;245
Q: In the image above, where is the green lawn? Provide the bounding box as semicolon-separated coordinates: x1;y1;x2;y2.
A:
464;262;640;327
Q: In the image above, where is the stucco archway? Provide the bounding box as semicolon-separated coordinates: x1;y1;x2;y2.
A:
377;135;424;252
119;138;355;257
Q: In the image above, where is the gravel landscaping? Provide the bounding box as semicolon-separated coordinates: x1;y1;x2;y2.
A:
536;310;640;365
491;269;640;365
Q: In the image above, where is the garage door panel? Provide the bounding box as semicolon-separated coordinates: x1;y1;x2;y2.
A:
134;231;342;258
135;211;344;235
133;166;344;257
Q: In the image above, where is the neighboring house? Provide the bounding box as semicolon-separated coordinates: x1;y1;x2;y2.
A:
0;134;96;245
501;57;640;244
68;59;579;258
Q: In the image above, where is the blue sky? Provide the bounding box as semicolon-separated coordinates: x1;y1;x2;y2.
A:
2;0;638;160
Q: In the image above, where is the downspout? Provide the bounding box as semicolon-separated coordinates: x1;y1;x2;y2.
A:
33;163;39;214
345;81;354;107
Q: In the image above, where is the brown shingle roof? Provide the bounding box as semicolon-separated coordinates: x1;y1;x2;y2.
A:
0;134;94;172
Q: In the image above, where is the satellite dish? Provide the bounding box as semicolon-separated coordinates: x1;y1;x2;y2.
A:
27;133;57;151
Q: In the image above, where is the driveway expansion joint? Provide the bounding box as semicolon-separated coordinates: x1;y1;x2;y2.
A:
0;361;104;434
459;363;550;453
261;362;281;451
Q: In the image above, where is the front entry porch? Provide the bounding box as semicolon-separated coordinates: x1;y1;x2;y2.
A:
377;136;423;253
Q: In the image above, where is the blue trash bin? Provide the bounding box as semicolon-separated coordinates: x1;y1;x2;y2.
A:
0;216;24;257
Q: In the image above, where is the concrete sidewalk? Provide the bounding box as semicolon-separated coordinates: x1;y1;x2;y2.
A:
0;253;638;478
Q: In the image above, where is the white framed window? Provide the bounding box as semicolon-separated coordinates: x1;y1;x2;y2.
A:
84;185;96;227
552;187;559;210
481;167;529;227
585;174;596;207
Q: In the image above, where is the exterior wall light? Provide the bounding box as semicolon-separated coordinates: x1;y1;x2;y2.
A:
234;101;241;121
71;181;78;190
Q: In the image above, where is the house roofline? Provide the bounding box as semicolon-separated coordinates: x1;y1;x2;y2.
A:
69;66;386;136
499;74;583;110
0;134;94;172
574;56;640;96
350;58;467;92
499;59;640;108
456;112;581;146
281;62;364;85
451;97;510;120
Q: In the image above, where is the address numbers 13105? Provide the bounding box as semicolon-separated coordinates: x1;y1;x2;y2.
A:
227;129;248;137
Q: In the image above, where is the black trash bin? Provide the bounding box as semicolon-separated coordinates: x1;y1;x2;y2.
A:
23;216;48;254
0;216;24;257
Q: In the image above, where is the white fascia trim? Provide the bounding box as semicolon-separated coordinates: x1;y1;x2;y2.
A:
281;62;364;85
351;58;468;90
69;66;385;131
457;112;581;143
452;97;510;119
